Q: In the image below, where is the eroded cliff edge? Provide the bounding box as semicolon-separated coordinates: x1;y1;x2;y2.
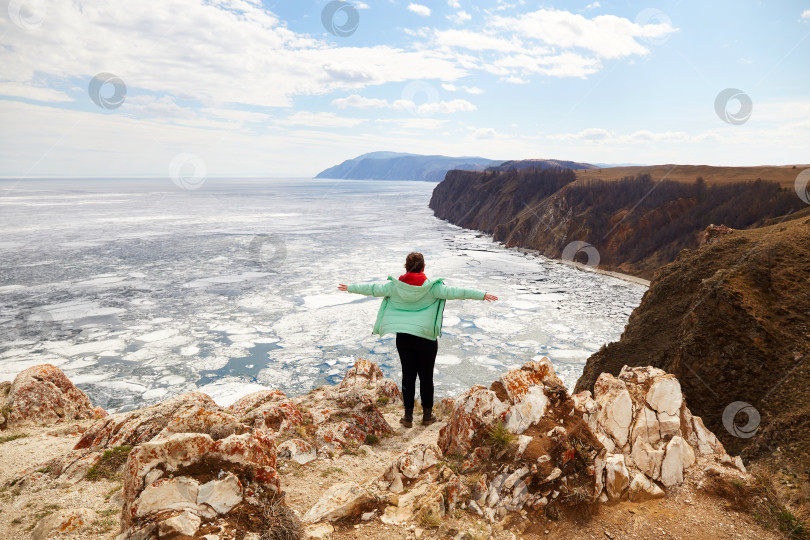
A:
428;167;807;280
574;217;810;472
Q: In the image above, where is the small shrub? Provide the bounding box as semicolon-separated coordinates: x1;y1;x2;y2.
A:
36;466;52;474
86;446;132;481
440;453;465;475
320;467;343;478
376;396;390;406
364;433;380;445
418;508;442;529
104;483;122;500
261;498;304;540
0;433;27;444
32;504;60;523
486;421;515;449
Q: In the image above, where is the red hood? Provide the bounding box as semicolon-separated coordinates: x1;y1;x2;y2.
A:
398;272;427;286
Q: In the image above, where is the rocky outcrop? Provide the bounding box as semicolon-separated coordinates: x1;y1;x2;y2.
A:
412;360;741;521
3;357;760;538
120;430;282;538
333;358;402;406
76;392;240;450
301;359;747;530
31;508;95;540
0;364;100;429
700;223;734;246
576;217;810;467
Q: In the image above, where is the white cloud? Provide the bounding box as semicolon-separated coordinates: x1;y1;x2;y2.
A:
434;29;529;53
0;0;466;111
0;83;73;103
408;3;431;17
585;2;600;9
441;83;457;91
551;128;691;143
491;9;676;60
415;99;476;115
503;76;528;84
462;86;483;94
376;118;447;130
553;128;614;141
802;9;810;20
431;8;677;81
330;94;476;115
448;0;461;7
277;112;365;128
474;127;497;139
447;10;472;24
355;2;370;9
331;95;389;109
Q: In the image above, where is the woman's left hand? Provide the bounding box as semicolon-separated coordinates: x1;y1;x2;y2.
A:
337;283;348;291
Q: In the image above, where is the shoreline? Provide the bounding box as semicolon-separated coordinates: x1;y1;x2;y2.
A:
510;246;652;287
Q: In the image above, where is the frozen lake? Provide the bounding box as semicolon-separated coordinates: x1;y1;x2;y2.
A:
0;178;646;411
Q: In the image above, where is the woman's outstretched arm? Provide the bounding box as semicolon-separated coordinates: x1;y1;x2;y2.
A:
338;281;393;297
433;282;497;301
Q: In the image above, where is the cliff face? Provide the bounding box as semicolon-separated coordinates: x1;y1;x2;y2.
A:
429;168;807;280
574;217;810;467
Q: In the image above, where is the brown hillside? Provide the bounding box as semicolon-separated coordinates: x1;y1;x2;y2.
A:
575;164;809;188
574;217;810;472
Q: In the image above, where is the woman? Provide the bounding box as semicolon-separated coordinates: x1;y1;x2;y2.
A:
338;252;498;428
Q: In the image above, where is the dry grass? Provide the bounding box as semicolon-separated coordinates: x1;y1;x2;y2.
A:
86;446;131;481
705;469;808;539
485;421;515;449
260;498;304;540
574;164;807;188
418;508;442;529
0;433;27;444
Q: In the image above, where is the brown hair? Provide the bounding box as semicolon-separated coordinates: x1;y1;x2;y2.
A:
404;252;425;273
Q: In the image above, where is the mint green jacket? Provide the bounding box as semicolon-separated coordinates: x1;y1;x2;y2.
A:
346;276;486;341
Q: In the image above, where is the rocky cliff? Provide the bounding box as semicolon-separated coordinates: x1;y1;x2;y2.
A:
429;168;807;280
574;217;810;476
0;361;796;539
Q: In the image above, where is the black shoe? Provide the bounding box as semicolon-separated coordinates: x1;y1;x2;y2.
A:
400;410;413;428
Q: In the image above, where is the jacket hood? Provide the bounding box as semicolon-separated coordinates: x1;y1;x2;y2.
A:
386;275;444;302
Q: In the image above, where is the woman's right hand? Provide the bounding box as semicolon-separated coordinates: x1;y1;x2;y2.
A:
483;293;498;301
337;284;348;291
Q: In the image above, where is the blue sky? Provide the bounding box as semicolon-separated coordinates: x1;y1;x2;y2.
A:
0;0;808;177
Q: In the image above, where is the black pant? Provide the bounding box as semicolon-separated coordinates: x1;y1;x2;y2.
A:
395;332;438;413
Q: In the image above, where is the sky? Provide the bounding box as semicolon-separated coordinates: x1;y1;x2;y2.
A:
0;0;808;178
